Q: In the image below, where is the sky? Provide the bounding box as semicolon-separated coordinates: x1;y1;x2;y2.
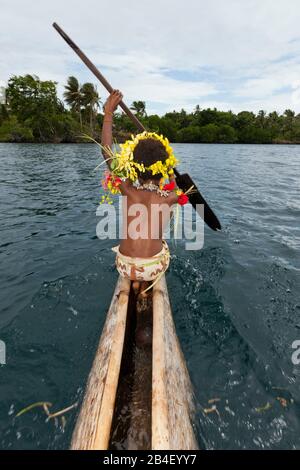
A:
1;0;300;115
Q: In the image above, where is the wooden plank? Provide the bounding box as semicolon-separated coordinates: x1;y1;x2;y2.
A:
152;275;198;450
71;276;131;450
152;278;170;449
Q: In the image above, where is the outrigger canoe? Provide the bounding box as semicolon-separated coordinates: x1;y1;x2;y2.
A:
71;275;198;450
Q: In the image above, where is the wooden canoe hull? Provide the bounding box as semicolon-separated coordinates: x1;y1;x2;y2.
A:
71;275;198;450
71;276;131;450
152;275;198;450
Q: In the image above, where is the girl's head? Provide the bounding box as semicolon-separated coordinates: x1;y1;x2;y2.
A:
133;138;168;182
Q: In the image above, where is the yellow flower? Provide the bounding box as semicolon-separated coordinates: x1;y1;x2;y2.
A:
99;194;114;205
101;131;179;197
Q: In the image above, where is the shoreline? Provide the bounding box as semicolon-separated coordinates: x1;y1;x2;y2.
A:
0;140;299;145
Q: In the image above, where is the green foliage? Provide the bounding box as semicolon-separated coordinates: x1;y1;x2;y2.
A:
238;126;273;144
6;75;65;142
145;114;161;132
177;125;202;143
235;111;256;129
217;124;237;143
145;115;177;141
0;104;9;125
7;75;60;122
49;113;82;143
2;73;300;144
199;123;219;143
0;115;33;142
114;113;136;133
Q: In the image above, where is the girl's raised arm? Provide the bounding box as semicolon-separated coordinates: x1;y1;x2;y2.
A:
101;89;123;167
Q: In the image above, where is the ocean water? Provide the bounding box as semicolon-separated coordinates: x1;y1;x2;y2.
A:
0;142;299;449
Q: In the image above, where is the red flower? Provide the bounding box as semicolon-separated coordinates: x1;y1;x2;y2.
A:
177;193;189;206
102;172;122;190
114;177;122;187
163;181;176;191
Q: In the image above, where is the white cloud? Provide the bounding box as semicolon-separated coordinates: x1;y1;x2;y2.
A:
1;0;300;114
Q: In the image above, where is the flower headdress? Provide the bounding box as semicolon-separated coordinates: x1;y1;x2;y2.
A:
98;131;179;202
109;131;178;181
82;131;190;206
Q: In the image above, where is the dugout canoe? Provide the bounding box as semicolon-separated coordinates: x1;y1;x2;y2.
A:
70;275;198;450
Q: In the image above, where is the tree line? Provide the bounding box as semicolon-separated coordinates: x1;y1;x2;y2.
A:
1;74;300;144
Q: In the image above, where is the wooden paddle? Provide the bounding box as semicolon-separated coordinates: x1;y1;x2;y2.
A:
53;22;221;231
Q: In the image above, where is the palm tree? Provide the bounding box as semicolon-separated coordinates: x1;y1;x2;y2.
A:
194;104;201;114
64;76;83;129
257;110;266;128
268;111;279;123
130;100;146;117
81;83;101;132
283;109;295;134
267;111;281;135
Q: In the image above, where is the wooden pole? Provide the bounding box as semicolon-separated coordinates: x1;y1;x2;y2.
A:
52;22;145;133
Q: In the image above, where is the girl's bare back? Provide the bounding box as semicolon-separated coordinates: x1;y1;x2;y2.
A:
119;184;177;257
